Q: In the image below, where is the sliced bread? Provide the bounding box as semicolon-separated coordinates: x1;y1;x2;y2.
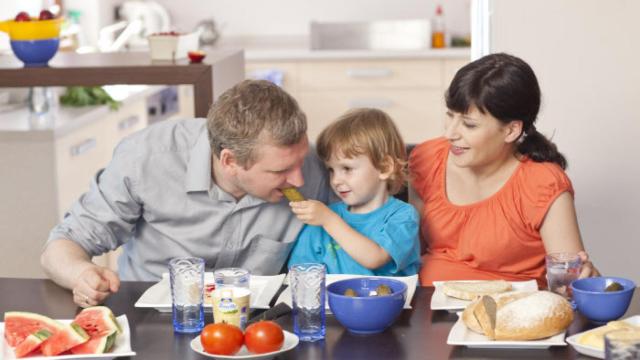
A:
442;280;512;300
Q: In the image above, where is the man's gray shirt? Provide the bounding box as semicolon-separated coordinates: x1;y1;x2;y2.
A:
47;118;332;281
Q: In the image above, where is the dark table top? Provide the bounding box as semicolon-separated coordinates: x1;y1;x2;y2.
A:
1;278;638;359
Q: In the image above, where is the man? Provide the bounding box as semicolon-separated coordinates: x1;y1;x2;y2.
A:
41;80;332;307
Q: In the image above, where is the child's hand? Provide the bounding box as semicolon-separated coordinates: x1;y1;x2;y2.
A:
289;200;336;226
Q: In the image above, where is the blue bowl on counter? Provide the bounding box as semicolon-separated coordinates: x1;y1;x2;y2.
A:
571;276;636;323
327;277;406;334
10;38;59;67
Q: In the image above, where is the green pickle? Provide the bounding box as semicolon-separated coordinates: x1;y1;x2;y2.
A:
375;284;392;296
605;281;623;292
344;288;357;297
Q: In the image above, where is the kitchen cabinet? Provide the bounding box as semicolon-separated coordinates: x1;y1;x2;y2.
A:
0;93;148;278
247;55;468;144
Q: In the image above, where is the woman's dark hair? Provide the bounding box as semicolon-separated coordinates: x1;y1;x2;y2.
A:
445;53;567;169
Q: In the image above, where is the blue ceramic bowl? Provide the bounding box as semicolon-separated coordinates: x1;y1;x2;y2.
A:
10;38;59;67
571;276;636;323
327;277;407;334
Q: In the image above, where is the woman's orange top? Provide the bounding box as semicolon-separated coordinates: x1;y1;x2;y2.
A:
409;138;574;287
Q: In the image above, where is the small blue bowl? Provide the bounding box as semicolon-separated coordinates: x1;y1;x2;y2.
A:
10;38;59;67
327;277;407;334
571;276;636;323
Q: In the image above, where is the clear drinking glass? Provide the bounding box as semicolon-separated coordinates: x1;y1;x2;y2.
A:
28;87;52;115
290;263;326;342
605;329;640;360
546;252;581;301
169;257;205;333
214;267;250;289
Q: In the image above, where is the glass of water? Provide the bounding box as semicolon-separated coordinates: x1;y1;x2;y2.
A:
605;329;640;360
546;252;581;301
169;257;205;333
290;263;326;342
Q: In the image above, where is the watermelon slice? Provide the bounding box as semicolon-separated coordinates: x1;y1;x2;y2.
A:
13;329;52;358
70;330;117;354
3;311;62;347
40;323;89;356
73;306;122;336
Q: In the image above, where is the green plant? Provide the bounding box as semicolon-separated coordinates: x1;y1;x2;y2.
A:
59;86;120;110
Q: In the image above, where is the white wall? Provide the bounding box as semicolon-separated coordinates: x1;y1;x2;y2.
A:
152;0;470;39
488;0;640;282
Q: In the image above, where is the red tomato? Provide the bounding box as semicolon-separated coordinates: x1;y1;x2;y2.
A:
200;323;244;355
244;321;284;354
38;10;55;20
14;12;31;22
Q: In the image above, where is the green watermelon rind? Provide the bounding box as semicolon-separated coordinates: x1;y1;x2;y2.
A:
3;311;63;347
70;330;117;354
74;306;122;335
13;329;53;358
40;322;89;356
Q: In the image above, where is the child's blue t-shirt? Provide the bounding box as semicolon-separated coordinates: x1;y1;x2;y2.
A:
288;197;421;276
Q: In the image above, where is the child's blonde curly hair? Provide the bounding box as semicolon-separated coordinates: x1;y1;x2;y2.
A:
316;108;408;195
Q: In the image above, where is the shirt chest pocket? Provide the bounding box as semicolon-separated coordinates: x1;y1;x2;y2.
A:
241;235;295;275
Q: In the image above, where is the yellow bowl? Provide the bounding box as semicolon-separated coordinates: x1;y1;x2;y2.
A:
0;18;63;41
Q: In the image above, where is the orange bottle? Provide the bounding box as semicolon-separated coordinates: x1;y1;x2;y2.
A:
432;5;446;49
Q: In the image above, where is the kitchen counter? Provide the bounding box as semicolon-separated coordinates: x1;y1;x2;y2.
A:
214;35;470;62
0;49;244;118
0;85;162;141
244;47;470;62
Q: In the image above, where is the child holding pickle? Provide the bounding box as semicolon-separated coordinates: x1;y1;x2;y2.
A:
287;108;420;276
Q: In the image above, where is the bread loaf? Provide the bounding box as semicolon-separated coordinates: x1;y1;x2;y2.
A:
442;280;512;300
462;290;573;340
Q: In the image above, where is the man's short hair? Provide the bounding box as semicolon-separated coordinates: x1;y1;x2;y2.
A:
207;80;307;167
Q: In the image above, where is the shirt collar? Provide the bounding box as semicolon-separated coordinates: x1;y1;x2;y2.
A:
185;129;212;193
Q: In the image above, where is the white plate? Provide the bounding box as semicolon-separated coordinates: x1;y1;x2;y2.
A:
135;273;286;312
446;312;567;349
275;274;418;310
1;315;136;359
431;280;539;312
566;315;640;359
190;329;299;360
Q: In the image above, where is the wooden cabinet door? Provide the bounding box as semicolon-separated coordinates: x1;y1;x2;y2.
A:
299;88;445;144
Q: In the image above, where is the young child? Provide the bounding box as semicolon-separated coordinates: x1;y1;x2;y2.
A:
287;108;420;276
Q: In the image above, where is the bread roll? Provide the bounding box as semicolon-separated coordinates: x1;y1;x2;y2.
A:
462;290;573;341
442;280;512;300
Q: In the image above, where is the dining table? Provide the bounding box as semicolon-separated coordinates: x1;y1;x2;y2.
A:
1;277;638;359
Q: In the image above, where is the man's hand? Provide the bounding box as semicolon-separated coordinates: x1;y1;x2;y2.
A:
72;266;120;308
290;200;336;227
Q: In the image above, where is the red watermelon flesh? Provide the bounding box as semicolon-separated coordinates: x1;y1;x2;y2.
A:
3;311;62;347
13;329;52;358
74;306;122;336
40;323;89;356
70;330;117;354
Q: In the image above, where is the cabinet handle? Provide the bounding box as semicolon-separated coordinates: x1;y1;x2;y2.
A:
348;98;394;109
69;138;96;157
345;68;393;78
118;115;140;131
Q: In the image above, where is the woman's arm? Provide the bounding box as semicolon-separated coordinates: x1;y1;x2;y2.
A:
539;192;600;277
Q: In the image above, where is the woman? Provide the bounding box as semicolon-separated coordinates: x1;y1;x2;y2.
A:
409;53;598;287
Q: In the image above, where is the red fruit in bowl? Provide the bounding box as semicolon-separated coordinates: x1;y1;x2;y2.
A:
39;10;55;20
188;50;206;63
14;11;31;22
